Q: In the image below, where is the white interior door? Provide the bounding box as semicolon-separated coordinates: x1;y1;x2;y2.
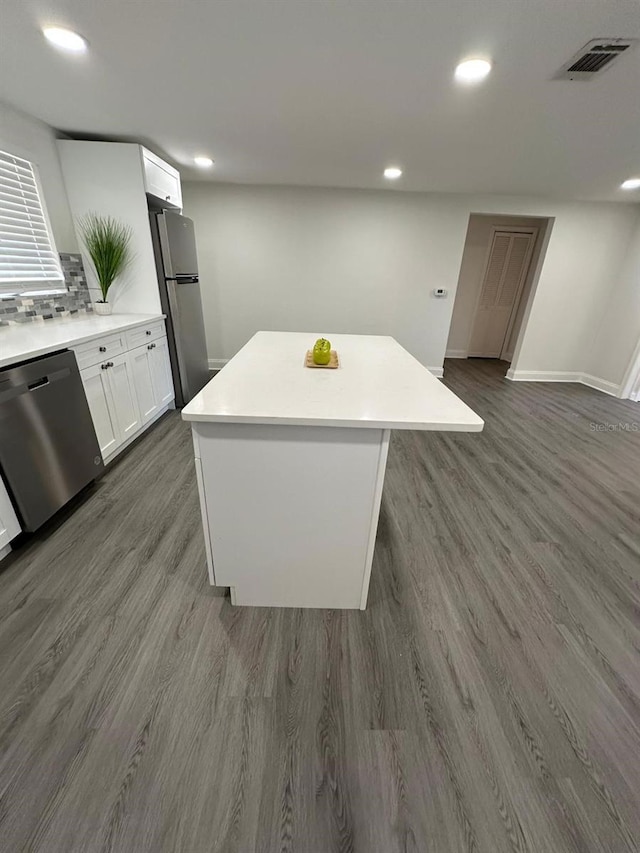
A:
468;230;535;358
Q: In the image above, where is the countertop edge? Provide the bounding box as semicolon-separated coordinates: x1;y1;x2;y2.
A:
0;314;166;368
182;412;484;431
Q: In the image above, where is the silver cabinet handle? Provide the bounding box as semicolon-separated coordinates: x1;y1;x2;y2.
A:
146;330;152;336
99;346;107;352
147;343;156;350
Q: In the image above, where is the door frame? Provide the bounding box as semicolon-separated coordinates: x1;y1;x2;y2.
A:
467;225;538;360
621;335;640;401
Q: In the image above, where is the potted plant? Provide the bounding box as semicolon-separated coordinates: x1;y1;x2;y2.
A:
79;213;132;315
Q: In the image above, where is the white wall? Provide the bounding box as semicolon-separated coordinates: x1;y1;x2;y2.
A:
184;184;468;371
513;206;638;378
588;213;640;391
446;214;548;360
0;100;77;252
183;182;639;376
58;141;161;314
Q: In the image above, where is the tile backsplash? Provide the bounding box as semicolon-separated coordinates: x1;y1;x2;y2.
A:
0;253;93;326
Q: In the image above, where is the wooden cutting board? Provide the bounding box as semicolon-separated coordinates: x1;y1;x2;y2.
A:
304;350;340;369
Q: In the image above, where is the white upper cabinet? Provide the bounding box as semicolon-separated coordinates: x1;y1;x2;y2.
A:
141;148;182;210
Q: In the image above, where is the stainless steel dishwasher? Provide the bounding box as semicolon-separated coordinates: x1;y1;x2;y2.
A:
0;349;104;531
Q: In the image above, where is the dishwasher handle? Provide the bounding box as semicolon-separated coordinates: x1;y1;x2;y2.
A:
28;376;49;391
0;366;70;404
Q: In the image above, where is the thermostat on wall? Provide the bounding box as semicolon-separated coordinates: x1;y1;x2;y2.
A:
433;288;448;298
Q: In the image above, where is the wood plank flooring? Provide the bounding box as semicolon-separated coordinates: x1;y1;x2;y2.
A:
0;358;639;852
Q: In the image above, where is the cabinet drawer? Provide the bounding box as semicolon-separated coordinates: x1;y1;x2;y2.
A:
73;333;127;371
125;321;165;351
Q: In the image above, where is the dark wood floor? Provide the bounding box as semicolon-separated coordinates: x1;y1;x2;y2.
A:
0;358;639;853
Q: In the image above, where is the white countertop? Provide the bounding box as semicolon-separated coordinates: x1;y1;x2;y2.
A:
182;331;484;431
0;313;165;368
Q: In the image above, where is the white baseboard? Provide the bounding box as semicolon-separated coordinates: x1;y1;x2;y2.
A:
428;367;444;378
506;369;581;383
506;369;622;397
445;349;468;359
580;374;622;397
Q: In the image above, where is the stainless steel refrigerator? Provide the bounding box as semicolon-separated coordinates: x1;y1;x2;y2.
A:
149;210;211;407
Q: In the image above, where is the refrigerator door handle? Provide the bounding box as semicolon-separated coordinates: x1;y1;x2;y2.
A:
167;275;199;283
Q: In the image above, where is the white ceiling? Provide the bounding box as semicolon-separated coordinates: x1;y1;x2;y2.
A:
1;0;640;201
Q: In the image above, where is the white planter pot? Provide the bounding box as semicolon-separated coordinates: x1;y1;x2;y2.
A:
93;302;112;316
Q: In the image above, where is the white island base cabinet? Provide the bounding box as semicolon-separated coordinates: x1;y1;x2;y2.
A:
193;423;390;609
183;331;484;609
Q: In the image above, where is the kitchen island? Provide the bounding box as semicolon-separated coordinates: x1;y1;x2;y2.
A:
182;331;483;608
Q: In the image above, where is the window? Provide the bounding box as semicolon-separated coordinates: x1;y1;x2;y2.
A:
0;149;65;295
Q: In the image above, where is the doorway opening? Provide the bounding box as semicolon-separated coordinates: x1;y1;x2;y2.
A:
446;213;552;376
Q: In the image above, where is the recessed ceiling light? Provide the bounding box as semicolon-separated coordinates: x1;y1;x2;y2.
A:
455;58;492;84
384;167;402;180
621;178;640;190
194;156;214;168
42;26;88;53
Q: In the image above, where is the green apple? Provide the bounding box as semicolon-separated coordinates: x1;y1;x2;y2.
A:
313;338;331;365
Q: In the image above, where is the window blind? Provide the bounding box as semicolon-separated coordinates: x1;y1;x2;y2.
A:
0;149;65;294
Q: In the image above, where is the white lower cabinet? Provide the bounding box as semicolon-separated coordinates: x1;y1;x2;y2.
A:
78;329;174;463
130;344;159;425
81;363;120;458
109;353;142;441
149;337;174;407
0;475;21;552
130;337;174;425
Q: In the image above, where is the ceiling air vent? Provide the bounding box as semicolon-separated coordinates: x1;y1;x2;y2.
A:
557;38;637;80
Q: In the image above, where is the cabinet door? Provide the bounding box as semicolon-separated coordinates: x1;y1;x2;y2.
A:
107;353;142;441
0;475;20;550
149;336;175;407
130;345;159;425
142;153;182;209
81;363;120;458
